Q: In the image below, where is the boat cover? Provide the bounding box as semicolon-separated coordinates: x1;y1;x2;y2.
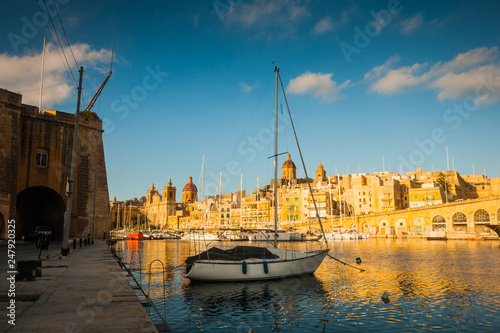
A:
185;246;279;265
485;224;500;237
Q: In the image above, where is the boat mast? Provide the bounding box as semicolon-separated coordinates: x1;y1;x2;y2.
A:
338;174;342;229
201;153;205;228
328;176;333;232
256;177;259;226
39;37;46;114
274;66;279;248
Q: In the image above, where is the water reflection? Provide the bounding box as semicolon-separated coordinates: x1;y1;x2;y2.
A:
116;239;500;332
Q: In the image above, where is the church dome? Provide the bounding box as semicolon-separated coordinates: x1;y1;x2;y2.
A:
282;153;296;169
183;176;197;191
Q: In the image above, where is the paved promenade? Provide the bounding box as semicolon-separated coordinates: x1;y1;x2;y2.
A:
0;240;158;333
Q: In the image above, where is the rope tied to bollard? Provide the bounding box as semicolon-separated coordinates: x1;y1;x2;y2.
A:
327;253;365;272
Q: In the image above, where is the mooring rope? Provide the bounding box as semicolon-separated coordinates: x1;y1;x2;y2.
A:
327;253;365;272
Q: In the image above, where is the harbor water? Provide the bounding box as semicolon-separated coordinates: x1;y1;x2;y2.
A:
115;238;500;332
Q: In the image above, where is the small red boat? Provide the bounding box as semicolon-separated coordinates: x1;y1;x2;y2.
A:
127;231;144;240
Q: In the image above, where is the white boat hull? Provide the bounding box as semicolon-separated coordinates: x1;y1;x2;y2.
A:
183;248;329;282
181;233;219;241
248;231;301;242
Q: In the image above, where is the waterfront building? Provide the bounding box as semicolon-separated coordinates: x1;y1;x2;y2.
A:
182;176;197;204
409;183;446;208
114;154;499;238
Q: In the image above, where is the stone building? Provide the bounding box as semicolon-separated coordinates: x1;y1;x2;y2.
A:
0;88;111;240
182;176;197;204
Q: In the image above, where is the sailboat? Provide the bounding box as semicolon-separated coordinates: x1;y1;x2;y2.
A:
182;67;329;282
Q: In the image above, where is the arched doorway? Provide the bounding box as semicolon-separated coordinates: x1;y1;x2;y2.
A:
432;215;447;231
413;217;426;234
396;218;407;234
379;220;390;235
473;209;490;235
16;186;66;240
452;212;467;232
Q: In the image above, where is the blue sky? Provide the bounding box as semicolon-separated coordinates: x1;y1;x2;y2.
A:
1;0;500;201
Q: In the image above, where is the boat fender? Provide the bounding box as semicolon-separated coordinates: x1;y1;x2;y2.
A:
242;261;247;274
263;261;268;274
356;257;362;264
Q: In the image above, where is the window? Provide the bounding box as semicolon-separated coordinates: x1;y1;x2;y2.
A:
36;149;48;167
413;195;418;200
424;195;435;201
226;213;230;218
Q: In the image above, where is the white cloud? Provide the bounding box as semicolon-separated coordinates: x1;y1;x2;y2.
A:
313;17;334;34
431;65;500;104
0;43;112;108
400;13;423;34
364;47;500;105
287;71;350;103
364;55;401;80
312;9;352;35
239;82;255;93
370;63;427;94
224;0;308;32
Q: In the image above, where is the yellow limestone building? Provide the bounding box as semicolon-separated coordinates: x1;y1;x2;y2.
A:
116;155;499;237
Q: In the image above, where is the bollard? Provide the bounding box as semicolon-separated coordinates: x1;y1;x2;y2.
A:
79;238;82;247
84;238;87;246
103;232;106;240
73;239;76;249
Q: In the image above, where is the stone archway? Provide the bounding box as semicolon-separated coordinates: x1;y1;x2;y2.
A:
432;215;446;231
395;218;407;234
361;221;370;234
16;186;66;240
379;219;389;235
452;212;468;232
413;217;426;234
473;209;490;235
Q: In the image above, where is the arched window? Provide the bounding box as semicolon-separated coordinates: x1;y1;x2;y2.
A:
474;209;491;234
452;212;467;232
474;209;490;223
432;215;446;230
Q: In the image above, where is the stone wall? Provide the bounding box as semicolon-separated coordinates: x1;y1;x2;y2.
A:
0;88;111;239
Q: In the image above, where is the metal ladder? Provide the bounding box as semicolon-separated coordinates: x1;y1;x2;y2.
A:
111;249;172;332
